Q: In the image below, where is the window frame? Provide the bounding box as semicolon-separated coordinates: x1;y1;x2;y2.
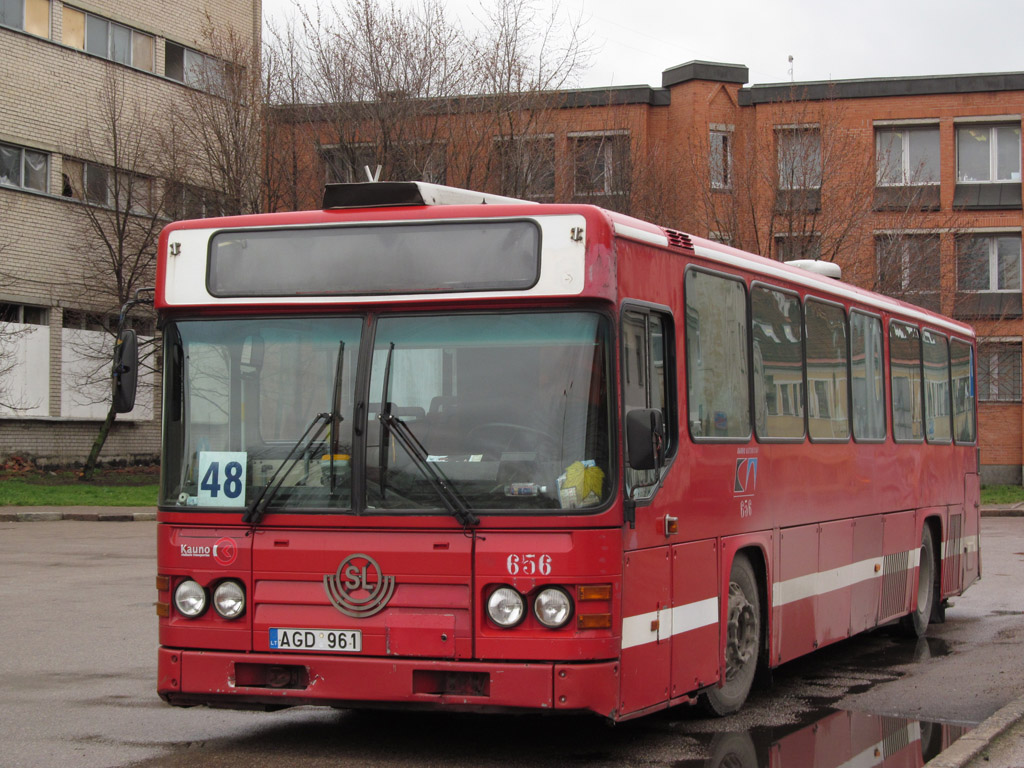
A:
0;0;48;36
709;128;732;190
956;123;1022;183
950;337;977;445
0;141;48;192
875;232;941;296
750;281;805;443
889;319;924;444
875;125;940;187
493;134;556;200
165;40;222;90
977;339;1022;403
849;309;887;443
620;301;678;502
804;296;851;443
684;265;752;443
570;131;630;197
62;5;155;72
956;233;1022;293
776;124;822;190
921;328;953;445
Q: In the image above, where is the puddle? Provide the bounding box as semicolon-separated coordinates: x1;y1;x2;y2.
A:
674;709;972;768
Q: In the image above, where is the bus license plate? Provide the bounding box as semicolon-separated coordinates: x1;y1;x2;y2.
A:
269;628;362;652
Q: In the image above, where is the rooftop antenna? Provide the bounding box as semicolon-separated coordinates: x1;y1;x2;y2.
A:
788;55;794;82
363;165;382;183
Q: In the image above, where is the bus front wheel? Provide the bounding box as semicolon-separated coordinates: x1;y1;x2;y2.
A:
699;553;761;716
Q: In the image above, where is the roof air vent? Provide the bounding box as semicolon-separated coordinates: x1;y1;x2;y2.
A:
785;259;841;279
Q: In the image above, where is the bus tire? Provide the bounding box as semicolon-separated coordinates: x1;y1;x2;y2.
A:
900;525;937;638
698;553;761;717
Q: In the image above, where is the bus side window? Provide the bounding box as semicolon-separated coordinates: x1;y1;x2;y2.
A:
805;299;850;441
622;308;674;499
890;321;923;441
950;339;976;443
851;312;886;441
751;285;804;440
684;269;750;441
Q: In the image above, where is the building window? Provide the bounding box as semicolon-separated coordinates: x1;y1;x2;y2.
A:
776;126;821;189
166;181;224;219
494;135;555;200
572;133;629;197
62;7;154;72
321;142;446;186
0;303;48;325
0;142;47;192
977;341;1021;402
64;159;155;212
957;124;1021;183
0;0;48;36
165;41;222;90
876;126;939;185
709;129;732;190
957;234;1022;292
774;233;821;261
875;233;940;298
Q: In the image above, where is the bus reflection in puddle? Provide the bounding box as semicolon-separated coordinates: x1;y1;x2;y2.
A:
685;709;971;768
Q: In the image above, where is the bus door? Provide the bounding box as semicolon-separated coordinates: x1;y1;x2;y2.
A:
619;307;719;712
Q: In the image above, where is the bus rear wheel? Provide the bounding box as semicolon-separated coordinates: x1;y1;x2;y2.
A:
699;553;761;716
901;526;937;638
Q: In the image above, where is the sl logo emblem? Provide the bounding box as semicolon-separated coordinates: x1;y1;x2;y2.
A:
324;553;395;618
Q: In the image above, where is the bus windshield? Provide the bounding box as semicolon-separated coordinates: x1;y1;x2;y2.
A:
161;312;612;514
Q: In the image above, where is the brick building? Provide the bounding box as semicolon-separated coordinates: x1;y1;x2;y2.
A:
292;60;1024;483
0;0;259;467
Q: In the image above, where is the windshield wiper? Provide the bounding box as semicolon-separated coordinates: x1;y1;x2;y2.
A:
378;409;479;527
244;339;347;525
243;411;330;525
376;341;478;527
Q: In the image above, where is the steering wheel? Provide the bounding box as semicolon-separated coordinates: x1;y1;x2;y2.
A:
465;422;560;458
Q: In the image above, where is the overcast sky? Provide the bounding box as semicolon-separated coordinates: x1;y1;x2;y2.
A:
264;0;1024;89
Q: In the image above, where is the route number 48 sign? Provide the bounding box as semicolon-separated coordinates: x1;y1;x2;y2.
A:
197;452;247;507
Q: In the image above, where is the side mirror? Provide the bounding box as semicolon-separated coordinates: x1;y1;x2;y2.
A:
112;329;138;413
626;408;666;471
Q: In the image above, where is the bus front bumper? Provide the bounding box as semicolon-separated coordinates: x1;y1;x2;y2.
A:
158;647;620;718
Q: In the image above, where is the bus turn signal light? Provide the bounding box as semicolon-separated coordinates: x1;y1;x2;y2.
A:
577;584;612;601
577;613;612;630
156;575;170;591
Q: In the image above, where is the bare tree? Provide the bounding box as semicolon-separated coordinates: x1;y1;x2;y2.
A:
290;0;591;201
64;70;164;479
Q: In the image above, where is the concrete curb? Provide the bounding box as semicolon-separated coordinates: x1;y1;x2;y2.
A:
0;507;156;522
925;693;1024;768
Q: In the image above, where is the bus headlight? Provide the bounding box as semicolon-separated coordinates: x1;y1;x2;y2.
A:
534;587;573;628
213;580;245;619
486;586;525;627
173;579;207;618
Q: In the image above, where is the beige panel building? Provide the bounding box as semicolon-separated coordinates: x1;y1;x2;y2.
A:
0;0;260;467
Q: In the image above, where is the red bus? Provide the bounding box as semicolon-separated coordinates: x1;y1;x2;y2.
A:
116;181;980;720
